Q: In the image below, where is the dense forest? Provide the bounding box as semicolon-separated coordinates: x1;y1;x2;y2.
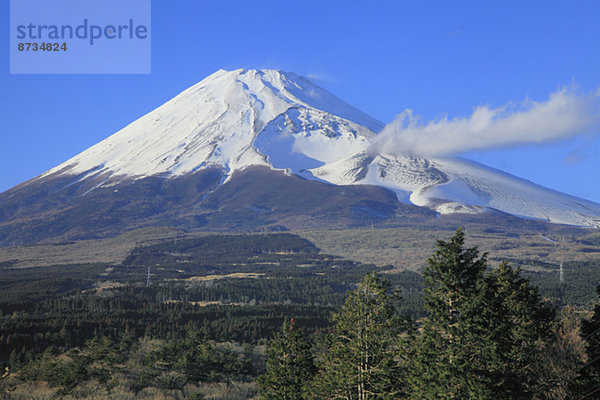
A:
1;231;600;399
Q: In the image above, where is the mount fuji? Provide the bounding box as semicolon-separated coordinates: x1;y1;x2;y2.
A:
1;69;599;246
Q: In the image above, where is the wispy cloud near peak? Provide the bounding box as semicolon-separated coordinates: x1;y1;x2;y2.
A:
370;86;600;157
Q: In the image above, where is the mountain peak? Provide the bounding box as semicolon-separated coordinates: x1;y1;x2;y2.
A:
188;68;383;131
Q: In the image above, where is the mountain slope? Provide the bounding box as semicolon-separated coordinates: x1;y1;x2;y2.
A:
311;151;600;227
0;166;434;246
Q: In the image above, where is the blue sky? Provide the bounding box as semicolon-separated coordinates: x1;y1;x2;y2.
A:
1;1;599;202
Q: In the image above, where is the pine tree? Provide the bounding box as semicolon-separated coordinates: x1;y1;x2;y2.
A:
408;228;495;400
485;262;557;400
409;229;560;400
258;318;316;400
308;273;410;400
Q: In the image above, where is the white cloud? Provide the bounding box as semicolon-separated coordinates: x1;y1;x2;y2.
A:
370;86;600;157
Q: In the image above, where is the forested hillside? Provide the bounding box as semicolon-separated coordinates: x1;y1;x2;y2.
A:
1;231;600;399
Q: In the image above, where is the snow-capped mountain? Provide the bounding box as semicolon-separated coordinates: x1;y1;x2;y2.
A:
38;68;600;228
42;69;380;182
1;68;599;246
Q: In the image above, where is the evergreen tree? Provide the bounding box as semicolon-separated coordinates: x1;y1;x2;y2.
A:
408;228;494;400
308;273;410;400
485;262;557;400
409;229;562;400
258;318;316;400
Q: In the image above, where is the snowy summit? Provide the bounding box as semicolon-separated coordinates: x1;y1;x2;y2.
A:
43;69;381;180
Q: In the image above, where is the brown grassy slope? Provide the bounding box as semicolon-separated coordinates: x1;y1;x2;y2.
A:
298;226;600;271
